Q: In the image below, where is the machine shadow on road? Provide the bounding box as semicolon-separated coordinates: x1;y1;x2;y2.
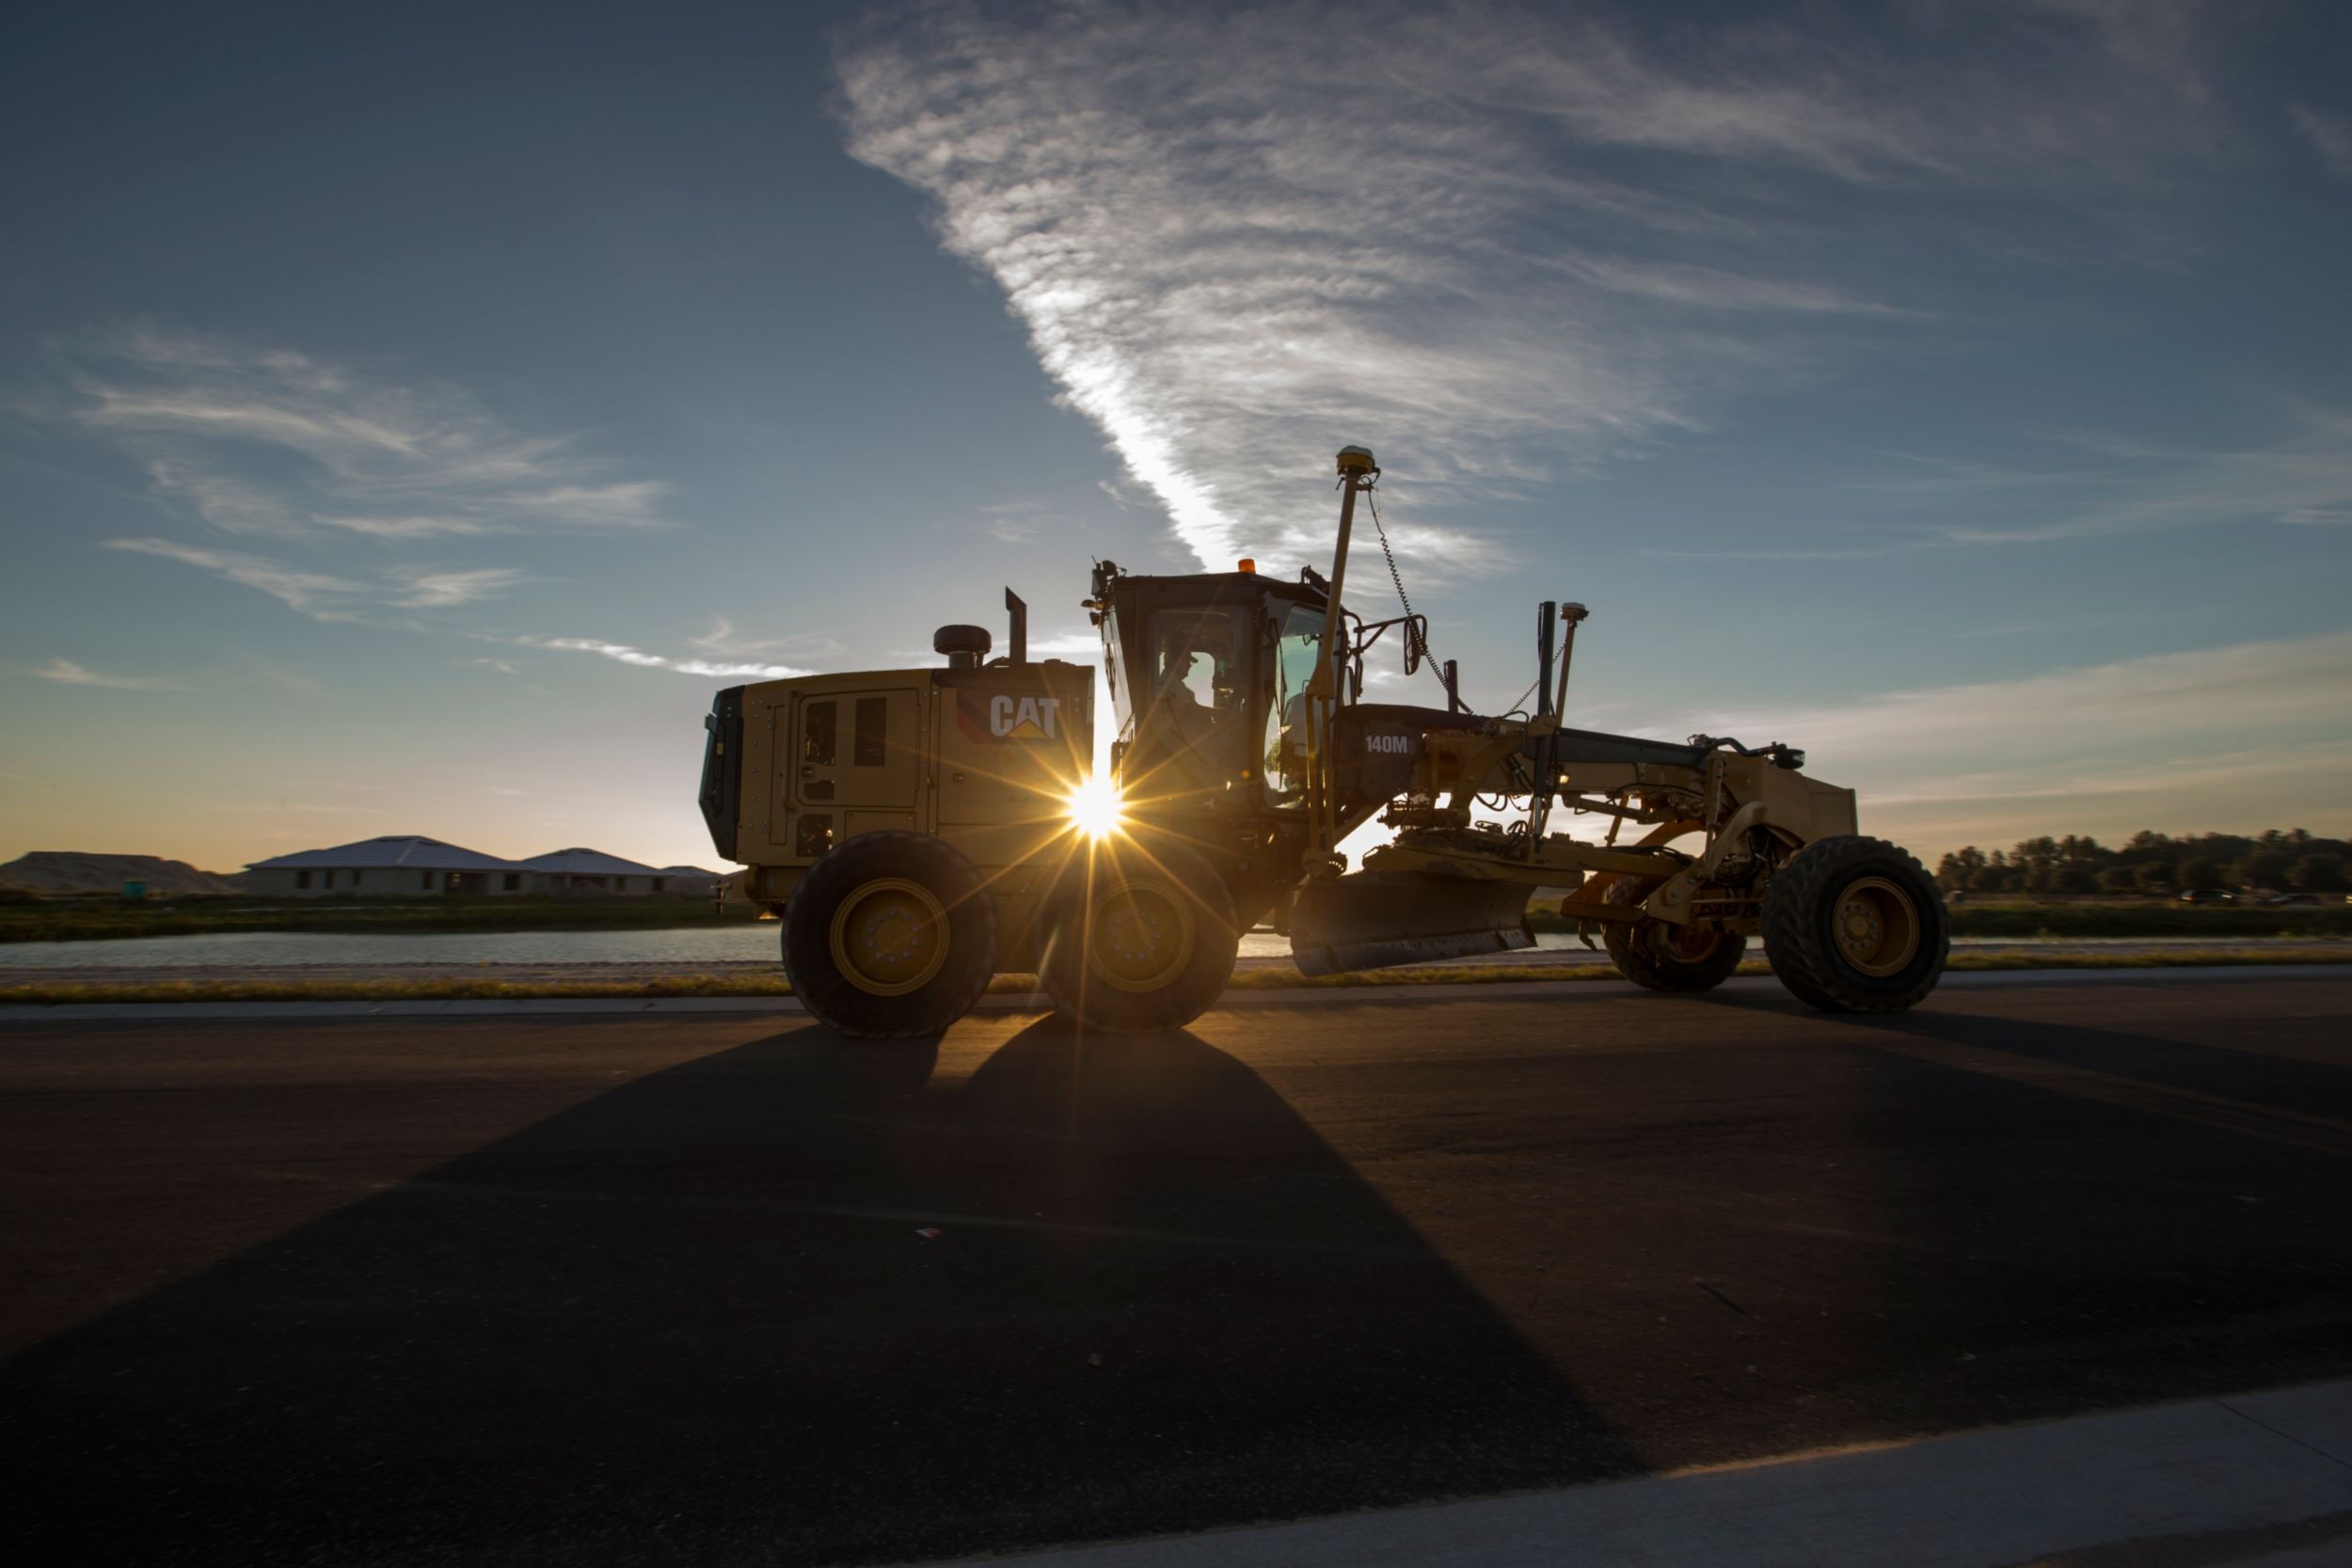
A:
1816;1002;2352;1130
1;1016;1639;1568
1677;987;2352;1436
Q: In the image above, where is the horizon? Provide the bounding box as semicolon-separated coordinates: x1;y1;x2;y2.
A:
0;837;726;879
6;1;2349;871
8;817;2344;886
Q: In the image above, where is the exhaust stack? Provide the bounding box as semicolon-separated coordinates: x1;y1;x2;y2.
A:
1004;587;1027;665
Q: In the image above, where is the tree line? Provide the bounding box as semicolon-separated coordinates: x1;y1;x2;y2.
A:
1934;829;2347;896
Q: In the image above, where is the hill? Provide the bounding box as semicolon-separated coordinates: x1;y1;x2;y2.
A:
0;852;244;897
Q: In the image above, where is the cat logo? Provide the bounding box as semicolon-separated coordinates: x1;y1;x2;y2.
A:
951;691;1061;743
993;694;1059;740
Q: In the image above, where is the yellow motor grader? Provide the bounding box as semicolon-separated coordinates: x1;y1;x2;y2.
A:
697;446;1947;1037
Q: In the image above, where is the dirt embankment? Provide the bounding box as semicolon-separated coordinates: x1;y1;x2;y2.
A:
0;853;243;898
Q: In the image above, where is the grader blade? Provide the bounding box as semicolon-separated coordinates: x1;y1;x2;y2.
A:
1288;871;1535;977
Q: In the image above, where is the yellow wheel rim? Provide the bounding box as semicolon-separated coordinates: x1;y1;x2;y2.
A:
1085;878;1196;993
1835;876;1919;977
1657;921;1725;965
828;877;951;997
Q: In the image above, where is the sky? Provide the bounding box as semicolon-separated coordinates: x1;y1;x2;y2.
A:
3;0;2348;874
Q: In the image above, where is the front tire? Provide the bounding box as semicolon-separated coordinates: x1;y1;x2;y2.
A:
1762;835;1947;1012
783;832;997;1038
1601;875;1747;993
1040;841;1238;1033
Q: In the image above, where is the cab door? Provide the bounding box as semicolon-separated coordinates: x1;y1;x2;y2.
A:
786;687;922;856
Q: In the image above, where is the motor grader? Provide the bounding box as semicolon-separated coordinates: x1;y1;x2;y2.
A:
697;445;1947;1037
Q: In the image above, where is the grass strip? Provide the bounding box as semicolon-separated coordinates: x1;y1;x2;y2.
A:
3;946;2347;1006
1532;906;2352;939
0;898;762;944
1225;947;2352;990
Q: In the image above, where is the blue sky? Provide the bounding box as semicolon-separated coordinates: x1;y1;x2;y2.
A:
4;0;2348;873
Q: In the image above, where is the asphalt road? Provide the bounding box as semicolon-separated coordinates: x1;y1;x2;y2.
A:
8;935;2350;986
5;972;2351;1566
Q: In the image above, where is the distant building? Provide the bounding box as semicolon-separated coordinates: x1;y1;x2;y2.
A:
245;835;532;898
245;836;723;898
519;847;673;897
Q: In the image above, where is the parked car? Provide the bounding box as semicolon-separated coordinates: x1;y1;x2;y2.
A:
2177;888;2237;905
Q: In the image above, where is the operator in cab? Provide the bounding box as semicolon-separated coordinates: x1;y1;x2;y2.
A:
1135;614;1244;801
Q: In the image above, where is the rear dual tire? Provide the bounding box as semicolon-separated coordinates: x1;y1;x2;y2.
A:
1040;841;1238;1033
1762;835;1947;1012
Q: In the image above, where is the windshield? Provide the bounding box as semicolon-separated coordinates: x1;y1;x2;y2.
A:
1262;602;1326;809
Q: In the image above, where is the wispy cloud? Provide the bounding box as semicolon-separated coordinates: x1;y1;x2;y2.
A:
30;657;187;690
838;0;2229;570
1025;628;1104;659
1694;628;2352;849
513;635;814;681
103;537;524;619
226;654;326;695
313;514;496;540
688;616;842;661
103;538;374;618
1931;408;2352;544
56;329;667;540
1634;544;1900;562
100;531;790;691
2291;103;2352;179
1837;452;2130;497
389;566;531;609
977;499;1050;545
1712;629;2352;756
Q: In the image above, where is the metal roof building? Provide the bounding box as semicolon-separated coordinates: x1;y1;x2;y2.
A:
521;847;660;878
243;837;717;899
517;847;675;895
251;835;516;872
245;835;527;897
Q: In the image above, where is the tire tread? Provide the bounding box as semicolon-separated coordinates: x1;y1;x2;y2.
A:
783;831;997;1038
1761;835;1947;1013
1040;843;1239;1033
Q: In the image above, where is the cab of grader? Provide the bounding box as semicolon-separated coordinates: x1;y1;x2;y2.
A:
698;445;1948;1037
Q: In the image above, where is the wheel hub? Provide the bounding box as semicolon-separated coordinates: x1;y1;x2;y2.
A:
828;878;951;996
1087;880;1195;993
1660;921;1723;963
1834;876;1920;977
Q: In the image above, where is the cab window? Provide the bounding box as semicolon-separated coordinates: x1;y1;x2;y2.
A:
1130;607;1250;801
852;696;887;767
1263;603;1326;807
803;700;836;765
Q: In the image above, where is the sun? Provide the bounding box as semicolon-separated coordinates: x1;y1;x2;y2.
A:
1065;774;1125;840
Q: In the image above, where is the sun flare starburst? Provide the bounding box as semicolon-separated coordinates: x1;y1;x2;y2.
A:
1065;775;1126;840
